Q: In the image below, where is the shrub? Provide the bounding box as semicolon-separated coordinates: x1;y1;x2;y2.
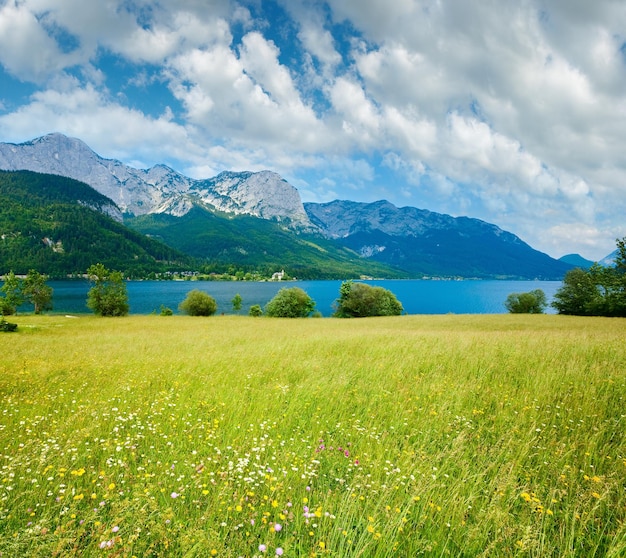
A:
264;287;315;318
249;304;263;317
334;281;403;317
0;317;17;332
160;305;174;316
179;290;218;316
505;289;547;314
0;297;15;316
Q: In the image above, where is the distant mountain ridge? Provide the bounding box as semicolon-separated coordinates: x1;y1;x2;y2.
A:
306;200;572;279
559;253;595;269
0;133;576;279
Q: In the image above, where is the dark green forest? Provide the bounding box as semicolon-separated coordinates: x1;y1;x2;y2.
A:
0;171;192;277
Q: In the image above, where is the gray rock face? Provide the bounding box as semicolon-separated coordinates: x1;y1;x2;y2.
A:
192;171;310;225
0;133;311;227
304;199;506;239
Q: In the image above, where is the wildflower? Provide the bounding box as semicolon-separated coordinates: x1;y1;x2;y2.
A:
275;548;283;556
259;543;267;553
274;523;282;532
111;526;119;533
171;492;180;499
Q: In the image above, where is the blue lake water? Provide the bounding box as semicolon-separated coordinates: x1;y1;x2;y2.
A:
39;279;563;316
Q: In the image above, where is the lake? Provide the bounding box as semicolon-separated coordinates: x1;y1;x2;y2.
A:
36;279;563;316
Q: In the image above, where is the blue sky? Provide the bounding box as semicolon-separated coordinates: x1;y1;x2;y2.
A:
1;0;625;260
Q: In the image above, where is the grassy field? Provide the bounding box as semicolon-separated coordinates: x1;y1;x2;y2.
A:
0;314;624;557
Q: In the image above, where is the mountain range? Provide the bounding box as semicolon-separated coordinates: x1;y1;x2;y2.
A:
0;133;582;279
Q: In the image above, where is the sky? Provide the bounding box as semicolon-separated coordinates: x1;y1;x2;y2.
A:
1;0;625;260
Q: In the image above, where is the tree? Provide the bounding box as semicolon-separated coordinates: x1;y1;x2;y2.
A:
504;289;547;314
264;287;315;317
552;267;599;316
179;289;218;316
333;281;404;318
587;263;626;316
159;305;173;316
86;263;129;316
232;293;243;313
0;271;24;315
552;237;626;317
22;269;53;314
615;237;626;273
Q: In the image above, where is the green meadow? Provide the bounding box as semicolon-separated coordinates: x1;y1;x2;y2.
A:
0;314;624;557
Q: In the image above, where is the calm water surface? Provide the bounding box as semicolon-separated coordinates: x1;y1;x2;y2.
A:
44;279;562;316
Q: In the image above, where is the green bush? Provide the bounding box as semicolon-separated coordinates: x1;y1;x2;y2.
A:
505;289;547;314
179;290;218;316
0;297;15;316
334;281;403;317
264;287;315;318
249;304;263;317
0;317;17;332
159;305;174;316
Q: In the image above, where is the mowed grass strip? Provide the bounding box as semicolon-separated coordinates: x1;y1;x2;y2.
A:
0;314;625;557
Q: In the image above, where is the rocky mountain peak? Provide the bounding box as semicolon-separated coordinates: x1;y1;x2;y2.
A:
0;134;313;228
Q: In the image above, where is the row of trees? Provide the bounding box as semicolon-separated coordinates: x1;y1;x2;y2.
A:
505;238;626;316
551;240;626;316
0;270;53;315
176;281;404;318
0;264;130;317
3;265;401;318
260;281;403;318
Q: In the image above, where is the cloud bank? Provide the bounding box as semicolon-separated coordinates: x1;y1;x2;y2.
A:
1;0;625;259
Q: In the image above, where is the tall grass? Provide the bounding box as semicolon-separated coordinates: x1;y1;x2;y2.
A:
0;314;624;557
